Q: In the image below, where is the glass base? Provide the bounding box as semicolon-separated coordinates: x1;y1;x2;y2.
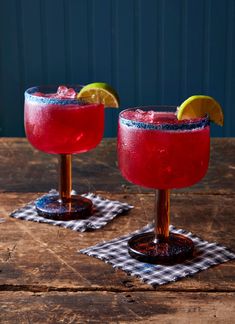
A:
128;232;194;264
35;194;93;221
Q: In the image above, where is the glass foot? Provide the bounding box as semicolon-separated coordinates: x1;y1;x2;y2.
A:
128;232;194;264
35;194;93;221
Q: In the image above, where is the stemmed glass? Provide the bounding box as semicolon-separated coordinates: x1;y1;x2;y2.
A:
24;85;104;220
118;106;210;264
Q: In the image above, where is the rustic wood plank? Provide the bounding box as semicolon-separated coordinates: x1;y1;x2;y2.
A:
0;138;234;320
0;291;234;323
0;138;234;194
0;192;234;292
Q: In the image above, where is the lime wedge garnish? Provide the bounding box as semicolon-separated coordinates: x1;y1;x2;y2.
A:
177;95;224;126
77;82;120;108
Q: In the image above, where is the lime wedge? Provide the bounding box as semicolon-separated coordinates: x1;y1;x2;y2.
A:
77;82;120;108
177;95;224;126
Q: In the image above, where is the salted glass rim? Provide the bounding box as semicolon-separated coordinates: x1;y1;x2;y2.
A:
24;85;86;106
119;106;210;131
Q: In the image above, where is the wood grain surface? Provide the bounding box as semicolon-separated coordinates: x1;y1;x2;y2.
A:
1;291;234;323
0;138;234;323
0;138;234;194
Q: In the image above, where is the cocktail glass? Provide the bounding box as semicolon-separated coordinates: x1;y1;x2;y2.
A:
24;85;104;220
118;106;210;264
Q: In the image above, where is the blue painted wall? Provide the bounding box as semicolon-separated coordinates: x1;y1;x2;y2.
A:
0;0;234;137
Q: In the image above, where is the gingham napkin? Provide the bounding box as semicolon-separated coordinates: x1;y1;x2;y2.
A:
80;223;235;286
10;191;132;232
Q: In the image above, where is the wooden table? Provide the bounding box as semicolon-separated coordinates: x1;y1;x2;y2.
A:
0;138;234;323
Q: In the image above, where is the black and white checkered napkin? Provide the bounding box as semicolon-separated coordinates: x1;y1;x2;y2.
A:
80;223;235;286
10;191;132;232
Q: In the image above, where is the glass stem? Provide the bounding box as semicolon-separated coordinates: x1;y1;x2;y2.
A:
59;154;72;202
154;189;170;243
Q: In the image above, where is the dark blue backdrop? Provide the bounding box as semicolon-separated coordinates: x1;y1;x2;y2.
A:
0;0;234;137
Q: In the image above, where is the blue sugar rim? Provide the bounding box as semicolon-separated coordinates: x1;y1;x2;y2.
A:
25;86;86;106
120;115;210;131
